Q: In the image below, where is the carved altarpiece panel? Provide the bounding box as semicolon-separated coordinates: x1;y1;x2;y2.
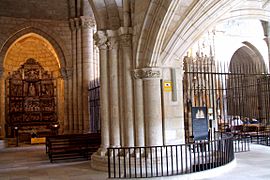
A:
6;59;57;138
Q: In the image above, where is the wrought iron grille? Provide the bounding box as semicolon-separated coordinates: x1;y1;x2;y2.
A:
108;132;234;178
183;56;270;151
89;79;100;133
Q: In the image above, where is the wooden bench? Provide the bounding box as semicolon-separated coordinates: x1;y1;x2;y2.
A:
46;133;100;162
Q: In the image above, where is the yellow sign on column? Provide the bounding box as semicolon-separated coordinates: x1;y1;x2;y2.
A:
163;81;172;92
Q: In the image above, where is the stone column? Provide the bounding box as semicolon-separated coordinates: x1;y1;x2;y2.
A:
94;31;110;155
119;29;134;147
81;16;95;133
118;44;125;146
94;46;100;82
265;37;270;71
56;77;65;134
141;68;163;146
0;68;4;138
69;19;77;133
75;18;83;133
107;30;121;147
66;69;73;133
262;21;270;70
133;76;145;147
61;68;68;133
61;68;73;134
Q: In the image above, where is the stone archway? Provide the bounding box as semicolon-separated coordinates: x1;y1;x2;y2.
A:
0;33;65;138
227;45;267;119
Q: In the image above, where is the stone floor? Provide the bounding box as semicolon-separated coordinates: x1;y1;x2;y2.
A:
0;143;269;180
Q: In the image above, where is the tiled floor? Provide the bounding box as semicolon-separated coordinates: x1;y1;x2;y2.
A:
0;143;269;180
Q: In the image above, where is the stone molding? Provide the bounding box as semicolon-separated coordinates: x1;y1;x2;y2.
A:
80;16;95;29
60;67;73;80
133;68;162;79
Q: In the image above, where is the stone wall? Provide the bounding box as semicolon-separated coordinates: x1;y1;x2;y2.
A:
0;0;69;20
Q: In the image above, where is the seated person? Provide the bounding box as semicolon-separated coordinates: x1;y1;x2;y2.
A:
250;118;259;124
243;117;250;124
231;116;243;126
31;129;38;138
225;125;231;132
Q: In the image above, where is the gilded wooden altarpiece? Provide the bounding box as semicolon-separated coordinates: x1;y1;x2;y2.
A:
5;59;57;138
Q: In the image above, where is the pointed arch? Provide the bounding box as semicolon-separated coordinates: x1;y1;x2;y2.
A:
0;25;67;74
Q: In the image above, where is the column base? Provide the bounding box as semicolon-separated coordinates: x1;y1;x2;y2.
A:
91;151;108;172
0;139;7;149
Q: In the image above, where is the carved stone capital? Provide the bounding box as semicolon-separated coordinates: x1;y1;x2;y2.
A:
80;16;96;29
106;30;118;50
120;34;132;47
69;19;76;31
133;68;162;79
107;37;118;50
74;18;81;30
94;31;108;50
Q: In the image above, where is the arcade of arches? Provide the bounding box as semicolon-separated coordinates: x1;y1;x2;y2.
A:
0;0;270;173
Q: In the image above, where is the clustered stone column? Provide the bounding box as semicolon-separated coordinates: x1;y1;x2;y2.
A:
81;16;96;133
94;29;136;154
92;30;164;170
69;18;77;133
66;16;96;134
92;30;167;169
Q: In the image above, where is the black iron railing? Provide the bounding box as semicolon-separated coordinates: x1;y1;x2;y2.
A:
107;132;234;178
250;128;270;146
231;133;250;153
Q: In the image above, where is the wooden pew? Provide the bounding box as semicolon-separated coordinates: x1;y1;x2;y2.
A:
46;133;100;162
